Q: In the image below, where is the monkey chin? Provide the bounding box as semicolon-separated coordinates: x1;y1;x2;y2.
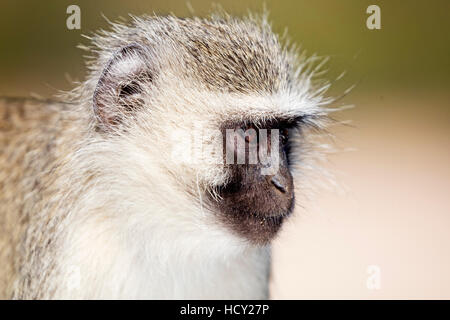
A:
229;204;295;246
211;183;296;245
211;202;296;246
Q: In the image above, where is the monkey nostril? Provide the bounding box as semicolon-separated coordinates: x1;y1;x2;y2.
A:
271;176;287;193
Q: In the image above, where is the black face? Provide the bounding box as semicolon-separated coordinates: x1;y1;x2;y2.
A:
209;118;302;244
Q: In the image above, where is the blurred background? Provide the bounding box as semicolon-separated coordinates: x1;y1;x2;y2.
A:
1;0;449;298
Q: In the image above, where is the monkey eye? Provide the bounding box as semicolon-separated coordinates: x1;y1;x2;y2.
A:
280;128;289;145
119;80;141;97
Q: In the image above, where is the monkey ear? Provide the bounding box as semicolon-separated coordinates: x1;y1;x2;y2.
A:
93;43;154;129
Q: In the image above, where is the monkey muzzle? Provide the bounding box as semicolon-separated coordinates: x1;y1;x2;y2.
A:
211;124;295;244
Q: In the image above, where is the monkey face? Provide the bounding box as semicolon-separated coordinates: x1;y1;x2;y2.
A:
90;33;328;247
210;118;303;244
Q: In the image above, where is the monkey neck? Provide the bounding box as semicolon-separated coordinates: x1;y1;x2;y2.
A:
52;202;271;299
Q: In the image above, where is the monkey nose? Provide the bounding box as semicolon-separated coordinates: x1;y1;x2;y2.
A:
270;175;287;193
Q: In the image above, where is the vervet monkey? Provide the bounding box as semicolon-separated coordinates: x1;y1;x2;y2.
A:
0;13;331;299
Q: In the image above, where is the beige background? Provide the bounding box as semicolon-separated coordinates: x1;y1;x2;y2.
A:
272;90;450;299
1;0;449;298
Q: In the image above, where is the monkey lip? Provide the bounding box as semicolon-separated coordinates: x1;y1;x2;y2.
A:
212;180;295;243
211;198;295;244
253;209;292;219
255;194;296;219
252;213;285;227
249;198;295;224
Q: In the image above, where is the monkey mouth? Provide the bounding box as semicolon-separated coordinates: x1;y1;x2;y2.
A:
219;204;294;245
255;206;294;219
248;211;288;228
211;190;295;245
248;199;295;220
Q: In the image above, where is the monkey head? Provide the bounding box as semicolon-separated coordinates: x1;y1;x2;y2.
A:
88;15;329;246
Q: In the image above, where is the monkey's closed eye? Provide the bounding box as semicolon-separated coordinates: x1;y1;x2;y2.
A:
119;81;142;98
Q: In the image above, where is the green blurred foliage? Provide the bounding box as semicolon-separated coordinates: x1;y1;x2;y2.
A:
0;0;449;96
